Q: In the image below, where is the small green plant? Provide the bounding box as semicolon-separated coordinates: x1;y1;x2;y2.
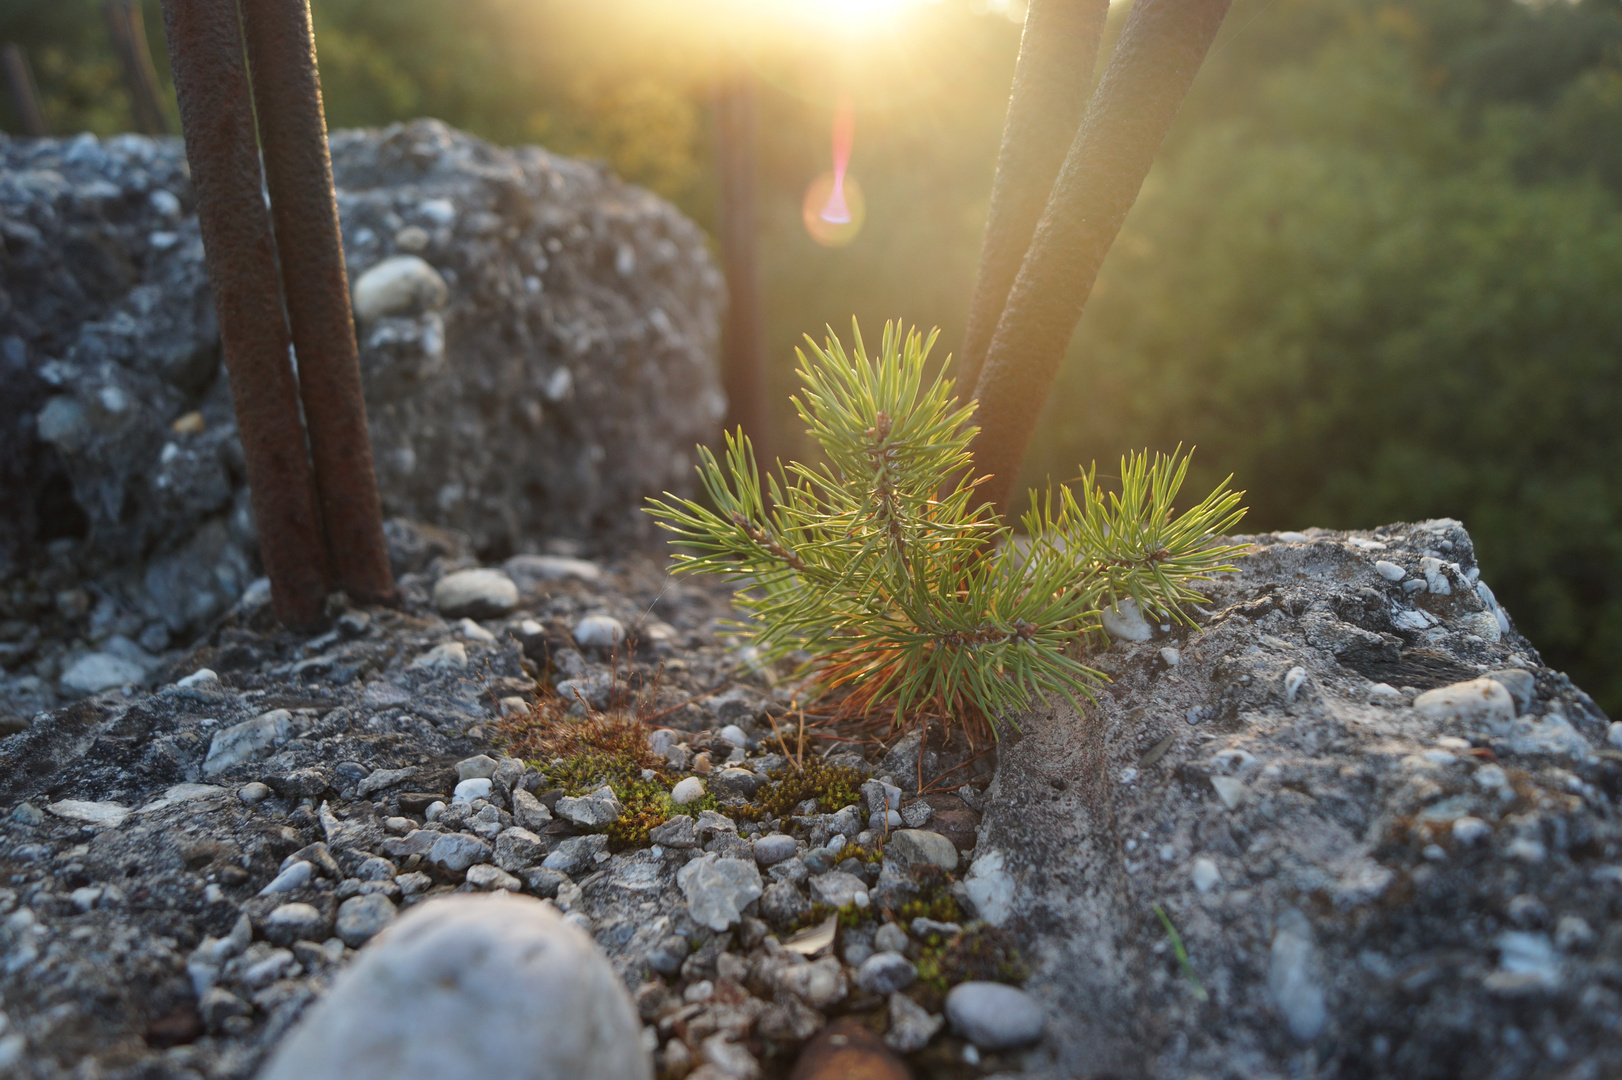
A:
647;320;1246;733
1154;903;1209;1003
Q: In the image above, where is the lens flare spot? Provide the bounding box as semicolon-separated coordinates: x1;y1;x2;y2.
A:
803;171;865;247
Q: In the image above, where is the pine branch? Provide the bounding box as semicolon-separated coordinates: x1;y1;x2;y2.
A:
645;321;1248;736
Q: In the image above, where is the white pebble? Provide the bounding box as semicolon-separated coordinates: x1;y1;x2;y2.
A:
1191;856;1221;893
574;615;626;649
1608;721;1622;749
1374;560;1406;582
1283;666;1308;703
671;777;705;805
425;801;447;822
453;778;493;804
177;668;219;688
718;724;749;747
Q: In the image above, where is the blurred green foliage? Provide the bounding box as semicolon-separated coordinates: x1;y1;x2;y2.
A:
3;0;1620;714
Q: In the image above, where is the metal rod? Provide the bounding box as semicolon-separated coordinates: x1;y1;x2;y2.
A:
969;0;1233;516
957;0;1109;397
2;44;48;137
105;1;170;135
240;0;397;606
160;0;331;628
714;69;773;468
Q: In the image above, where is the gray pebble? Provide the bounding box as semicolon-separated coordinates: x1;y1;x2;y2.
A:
856;951;917;995
336;894;397;947
752;833;798;866
945;981;1045;1049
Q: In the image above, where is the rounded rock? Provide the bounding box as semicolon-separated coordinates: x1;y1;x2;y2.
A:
945;982;1045;1050
259;893;652;1080
351;254;449;321
752;834;797;867
264;902;331;946
573;614;626;649
671;777;705;806
855;951;916;995
433;569;519;619
239;782;272;805
336;894;398;948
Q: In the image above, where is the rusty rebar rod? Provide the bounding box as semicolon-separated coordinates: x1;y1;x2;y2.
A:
969;0;1232;516
240;0;397;606
957;0;1110;397
2;44;48;137
715;69;773;467
160;0;331;628
105;1;170;135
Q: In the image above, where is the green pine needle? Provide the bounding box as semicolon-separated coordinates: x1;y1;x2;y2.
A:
645;320;1248;734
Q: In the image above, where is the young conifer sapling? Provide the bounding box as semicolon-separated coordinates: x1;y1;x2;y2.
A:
647;321;1247;737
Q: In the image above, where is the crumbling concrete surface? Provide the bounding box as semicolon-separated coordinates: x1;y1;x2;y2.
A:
0;120;724;719
973;519;1620;1079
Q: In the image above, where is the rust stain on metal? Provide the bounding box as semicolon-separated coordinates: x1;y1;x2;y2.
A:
241;0;397;605
161;0;330;628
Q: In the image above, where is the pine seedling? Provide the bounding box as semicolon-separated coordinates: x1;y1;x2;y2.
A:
646;320;1247;736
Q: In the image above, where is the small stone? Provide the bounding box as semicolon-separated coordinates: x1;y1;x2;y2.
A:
945;982;1045;1049
676;853;763;931
1414;678;1516;733
1452;816;1491;844
1554;915;1596;951
856;951;916;995
874;922;909;954
59;652;146;695
260;860;314;895
1283;666;1309;703
425;801;447;822
177;667;219;688
910;917;961;940
573;614;626;649
712;767;768;798
1375;560;1406;581
466;864;522;891
1102;597;1154;642
411;641;469;671
649;815;698;848
264;902;330;946
453;778;493;803
432;569;519;618
351;254;448;321
494;827;547;871
336;895;397;947
1159;646;1181;667
456;617;496;644
426;833;492;876
44;799;131;829
259;894;652;1080
8;803;43;826
899;801;933;828
198;987;251;1030
239;782;272;804
776;956;848;1008
808;871;867;909
646;935;688;977
753;834;797;866
760;881;811;925
885;829;958;872
963;850;1015;926
510;788;552;830
1191;856;1222;893
718;724;749;747
1210;776;1246;810
357;767;418;798
671;777;705;805
1268;909;1328;1041
886;991;945;1053
555;785;622;827
542;834;608;875
203;710;293;776
502;553;602;585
